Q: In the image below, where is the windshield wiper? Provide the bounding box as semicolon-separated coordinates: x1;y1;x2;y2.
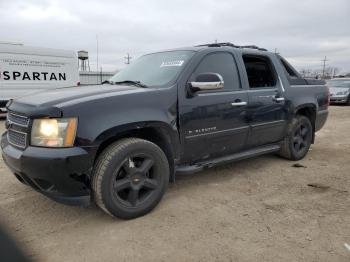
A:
102;80;114;85
113;80;148;88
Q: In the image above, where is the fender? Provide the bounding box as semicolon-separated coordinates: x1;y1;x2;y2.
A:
294;103;317;115
285;87;318;125
92;120;180;159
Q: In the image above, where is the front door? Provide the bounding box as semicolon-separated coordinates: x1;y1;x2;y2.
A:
179;51;249;163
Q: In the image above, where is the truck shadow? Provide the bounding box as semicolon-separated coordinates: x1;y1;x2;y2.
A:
3;153;282;238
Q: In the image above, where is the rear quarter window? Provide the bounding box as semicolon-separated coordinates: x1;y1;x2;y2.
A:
242;55;276;88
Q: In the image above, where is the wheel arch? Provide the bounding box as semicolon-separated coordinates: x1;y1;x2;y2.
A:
93;121;179;182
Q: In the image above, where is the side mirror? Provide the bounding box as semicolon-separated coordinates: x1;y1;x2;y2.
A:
190;73;224;92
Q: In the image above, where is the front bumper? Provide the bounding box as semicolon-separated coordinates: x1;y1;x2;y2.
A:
1;132;95;206
330;95;349;104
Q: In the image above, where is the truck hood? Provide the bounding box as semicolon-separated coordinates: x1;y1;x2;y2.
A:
329;87;350;95
7;84;151;117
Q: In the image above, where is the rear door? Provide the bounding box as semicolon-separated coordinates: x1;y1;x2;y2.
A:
179;51;249;163
240;54;288;147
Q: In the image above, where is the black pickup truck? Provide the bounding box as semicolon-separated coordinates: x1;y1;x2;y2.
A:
1;43;329;219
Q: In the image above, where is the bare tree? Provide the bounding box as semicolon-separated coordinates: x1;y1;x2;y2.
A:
332;67;340;77
298;67;343;79
323;66;341;79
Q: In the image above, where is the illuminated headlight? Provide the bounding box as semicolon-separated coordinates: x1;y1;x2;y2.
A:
31;118;78;147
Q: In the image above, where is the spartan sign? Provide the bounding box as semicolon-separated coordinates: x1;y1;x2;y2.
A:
0;71;67;81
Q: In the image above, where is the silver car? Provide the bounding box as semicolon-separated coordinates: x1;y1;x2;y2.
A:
327;78;350;105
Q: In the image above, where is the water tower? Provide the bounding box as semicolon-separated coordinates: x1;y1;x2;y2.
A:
78;50;90;71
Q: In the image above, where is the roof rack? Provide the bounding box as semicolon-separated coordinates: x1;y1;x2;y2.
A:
196;42;268;51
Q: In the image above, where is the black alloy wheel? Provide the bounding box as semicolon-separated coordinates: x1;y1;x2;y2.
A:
292;122;310;154
92;138;169;219
279;115;313;161
112;154;160;208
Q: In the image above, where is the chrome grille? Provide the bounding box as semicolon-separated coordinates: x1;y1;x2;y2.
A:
6;111;30;149
7;112;30;127
7;129;27;148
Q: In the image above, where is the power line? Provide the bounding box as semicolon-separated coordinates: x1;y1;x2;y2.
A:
124;53;132;64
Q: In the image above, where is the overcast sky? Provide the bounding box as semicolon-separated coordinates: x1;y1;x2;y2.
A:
1;0;349;73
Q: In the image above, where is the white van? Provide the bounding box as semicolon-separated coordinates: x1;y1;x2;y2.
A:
0;43;79;112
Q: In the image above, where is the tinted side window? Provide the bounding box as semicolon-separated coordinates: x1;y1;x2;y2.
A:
192;52;240;91
243;55;276;88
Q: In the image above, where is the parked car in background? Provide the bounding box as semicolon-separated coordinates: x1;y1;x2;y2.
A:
1;42;329;219
0;42;79;113
327;78;350;105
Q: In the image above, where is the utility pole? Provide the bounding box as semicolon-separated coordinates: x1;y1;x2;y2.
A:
96;34;99;72
96;34;99;84
321;56;328;79
307;69;311;78
124;53;132;64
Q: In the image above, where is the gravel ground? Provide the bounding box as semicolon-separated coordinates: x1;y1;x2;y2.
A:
0;106;349;262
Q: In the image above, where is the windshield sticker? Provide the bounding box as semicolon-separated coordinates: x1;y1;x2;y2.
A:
160;60;184;67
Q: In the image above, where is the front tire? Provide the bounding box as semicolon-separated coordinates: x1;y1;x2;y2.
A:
279;115;313;161
92;138;169;219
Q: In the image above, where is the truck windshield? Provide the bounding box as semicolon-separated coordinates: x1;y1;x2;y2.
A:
109;50;194;87
327;79;350;88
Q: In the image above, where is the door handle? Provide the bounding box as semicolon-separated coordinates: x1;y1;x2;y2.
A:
231;101;247;106
273;96;285;102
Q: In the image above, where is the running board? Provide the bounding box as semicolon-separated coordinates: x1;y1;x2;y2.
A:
176;144;281;175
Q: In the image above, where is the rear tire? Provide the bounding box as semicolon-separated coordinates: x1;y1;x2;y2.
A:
92;138;169;219
279;115;313;161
